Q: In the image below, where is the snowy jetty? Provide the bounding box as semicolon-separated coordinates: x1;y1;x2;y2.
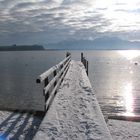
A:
34;60;112;140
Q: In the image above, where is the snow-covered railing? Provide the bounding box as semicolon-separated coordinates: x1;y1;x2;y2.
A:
36;52;71;112
81;52;88;75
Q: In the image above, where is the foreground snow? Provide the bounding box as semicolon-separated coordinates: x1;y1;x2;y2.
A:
0;111;44;140
1;111;140;140
108;119;140;140
34;60;112;140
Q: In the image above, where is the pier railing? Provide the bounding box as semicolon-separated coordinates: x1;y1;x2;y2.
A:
36;52;71;112
81;52;88;75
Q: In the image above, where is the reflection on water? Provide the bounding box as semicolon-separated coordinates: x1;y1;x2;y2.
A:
119;50;140;117
122;82;135;116
118;50;140;60
85;50;140;118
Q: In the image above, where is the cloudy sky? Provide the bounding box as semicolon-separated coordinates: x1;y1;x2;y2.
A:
0;0;140;45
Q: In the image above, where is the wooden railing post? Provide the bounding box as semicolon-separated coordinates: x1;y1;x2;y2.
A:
66;52;70;57
53;70;57;87
81;52;83;62
87;61;88;76
44;77;49;87
83;57;86;69
81;53;88;76
53;70;57;95
60;64;63;76
44;77;49;111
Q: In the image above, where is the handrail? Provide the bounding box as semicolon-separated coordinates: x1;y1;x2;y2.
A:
44;58;71;95
36;55;71;83
45;65;70;110
36;52;71;112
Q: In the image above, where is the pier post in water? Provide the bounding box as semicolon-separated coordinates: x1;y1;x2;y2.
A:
81;52;88;76
86;60;88;76
81;52;83;62
66;52;71;57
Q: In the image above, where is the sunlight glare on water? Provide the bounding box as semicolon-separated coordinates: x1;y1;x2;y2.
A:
118;50;140;60
122;82;135;116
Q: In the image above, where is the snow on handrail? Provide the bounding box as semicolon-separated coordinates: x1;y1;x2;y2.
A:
36;52;71;112
36;55;71;83
43;59;71;95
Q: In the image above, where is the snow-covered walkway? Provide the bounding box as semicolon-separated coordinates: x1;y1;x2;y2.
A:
34;60;112;140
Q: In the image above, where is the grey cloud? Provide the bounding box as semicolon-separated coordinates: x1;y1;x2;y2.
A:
62;0;92;6
8;0;106;31
96;8;107;11
115;3;127;6
11;2;36;11
0;0;18;7
0;0;139;45
115;8;140;13
115;9;129;12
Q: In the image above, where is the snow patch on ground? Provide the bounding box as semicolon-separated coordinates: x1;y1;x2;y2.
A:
0;111;44;140
34;60;112;140
108;119;140;140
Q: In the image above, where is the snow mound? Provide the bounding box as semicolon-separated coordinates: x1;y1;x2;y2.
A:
34;60;112;140
108;119;140;140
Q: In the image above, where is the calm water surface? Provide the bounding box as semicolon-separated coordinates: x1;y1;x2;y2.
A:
0;51;66;111
84;50;140;117
0;50;140;117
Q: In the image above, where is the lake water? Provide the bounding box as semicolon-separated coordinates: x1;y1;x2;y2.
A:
0;51;66;111
0;50;140;117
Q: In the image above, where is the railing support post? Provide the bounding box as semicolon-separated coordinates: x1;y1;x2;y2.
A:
81;52;88;76
81;52;83;62
44;77;49;111
66;52;70;57
87;61;88;76
53;70;57;87
53;70;57;95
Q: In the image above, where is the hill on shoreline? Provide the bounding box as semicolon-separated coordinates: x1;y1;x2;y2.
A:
0;44;45;51
1;37;140;50
44;37;140;50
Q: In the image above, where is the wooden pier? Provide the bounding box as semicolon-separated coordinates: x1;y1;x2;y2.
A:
36;52;89;112
34;53;112;140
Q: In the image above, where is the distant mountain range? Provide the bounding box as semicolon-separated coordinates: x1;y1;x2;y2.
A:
45;37;140;50
0;44;45;51
1;37;140;51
